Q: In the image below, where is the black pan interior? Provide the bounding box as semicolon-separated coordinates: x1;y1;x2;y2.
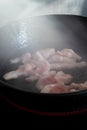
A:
0;15;87;93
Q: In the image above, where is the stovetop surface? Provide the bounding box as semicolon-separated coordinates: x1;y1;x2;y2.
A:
0;96;87;128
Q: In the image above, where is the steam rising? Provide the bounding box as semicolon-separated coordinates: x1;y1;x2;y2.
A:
0;0;85;27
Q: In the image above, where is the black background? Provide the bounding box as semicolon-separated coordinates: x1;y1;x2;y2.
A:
0;97;87;128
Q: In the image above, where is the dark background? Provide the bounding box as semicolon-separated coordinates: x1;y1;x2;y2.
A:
0;97;87;128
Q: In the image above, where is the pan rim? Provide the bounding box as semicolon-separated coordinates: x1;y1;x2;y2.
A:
0;14;87;30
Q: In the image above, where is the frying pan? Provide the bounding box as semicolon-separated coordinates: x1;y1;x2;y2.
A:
0;15;87;116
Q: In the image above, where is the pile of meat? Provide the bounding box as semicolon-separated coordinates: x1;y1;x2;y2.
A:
3;48;87;93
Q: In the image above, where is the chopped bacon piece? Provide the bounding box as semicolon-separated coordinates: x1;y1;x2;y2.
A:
59;49;81;61
48;54;76;63
36;71;72;90
50;62;87;70
36;71;57;90
3;70;26;80
41;84;68;93
55;71;73;84
32;59;50;75
10;53;31;64
39;48;55;59
21;53;32;64
33;51;44;61
69;82;87;91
